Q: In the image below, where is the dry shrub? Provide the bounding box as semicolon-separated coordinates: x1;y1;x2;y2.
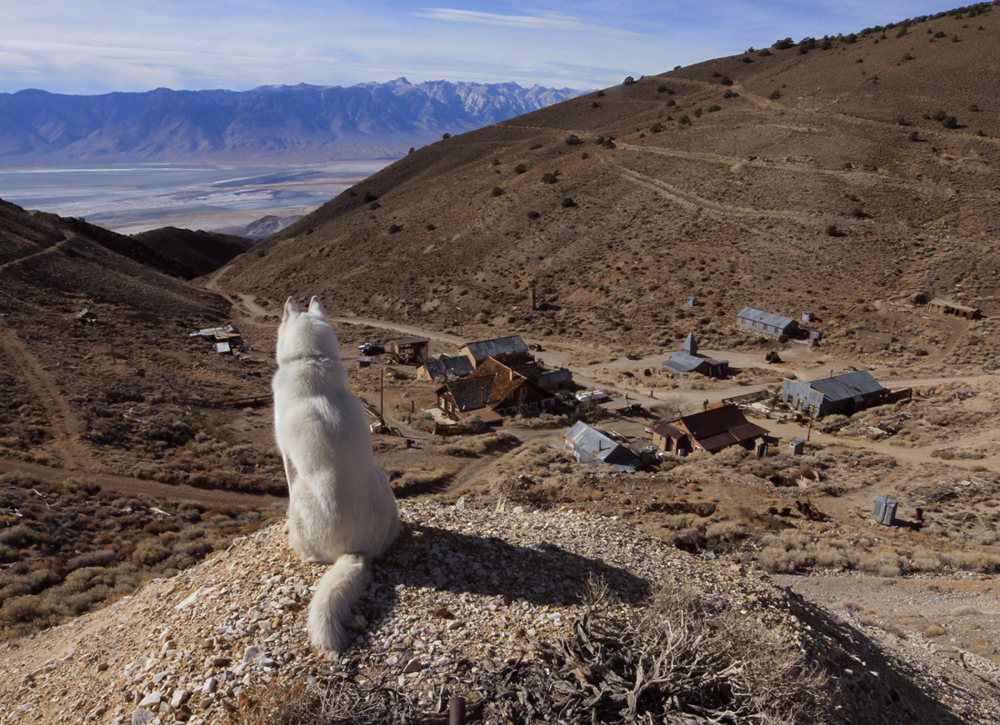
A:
672;527;706;552
859;549;902;578
661;513;701;530
947;550;1000;573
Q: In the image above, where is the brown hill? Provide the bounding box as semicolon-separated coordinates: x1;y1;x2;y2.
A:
131;227;254;280
218;4;1000;367
0;198;227;316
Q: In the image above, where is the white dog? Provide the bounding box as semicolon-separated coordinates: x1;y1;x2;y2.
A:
272;296;400;650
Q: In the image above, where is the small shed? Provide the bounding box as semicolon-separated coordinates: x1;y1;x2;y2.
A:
389;337;429;364
802;312;813;322
872;495;898;525
214;342;232;355
788;437;805;456
358;356;372;368
76;309;98;324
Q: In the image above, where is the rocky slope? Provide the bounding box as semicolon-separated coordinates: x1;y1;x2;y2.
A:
3;500;999;724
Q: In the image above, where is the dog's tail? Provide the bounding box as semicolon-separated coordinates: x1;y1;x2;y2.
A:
308;553;370;650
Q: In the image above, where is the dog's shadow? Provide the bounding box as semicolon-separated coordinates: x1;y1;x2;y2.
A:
351;520;650;645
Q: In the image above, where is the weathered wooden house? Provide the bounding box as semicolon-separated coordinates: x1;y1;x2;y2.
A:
436;357;554;422
662;333;729;378
737;307;799;337
782;370;890;418
563;421;641;473
461;335;529;368
389;337;429;364
650;405;768;455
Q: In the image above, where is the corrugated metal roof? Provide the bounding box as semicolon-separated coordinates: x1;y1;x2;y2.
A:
539;368;572;386
394;336;428;346
463;335;527;361
929;298;979;314
737;307;796;330
422;354;475;381
808;370;885;402
564;421;640;473
681;333;698;354
663;351;706;373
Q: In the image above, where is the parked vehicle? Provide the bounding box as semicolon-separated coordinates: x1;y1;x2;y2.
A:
358;342;384;356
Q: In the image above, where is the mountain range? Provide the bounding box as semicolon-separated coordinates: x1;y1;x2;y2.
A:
0;79;584;166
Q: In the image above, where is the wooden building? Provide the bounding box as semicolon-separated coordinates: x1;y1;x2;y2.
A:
436;357;554;422
389;337;429;364
650;405;768;455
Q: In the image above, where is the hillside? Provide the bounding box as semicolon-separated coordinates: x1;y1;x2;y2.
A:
0;80;583;166
130;228;254;280
218;3;1000;372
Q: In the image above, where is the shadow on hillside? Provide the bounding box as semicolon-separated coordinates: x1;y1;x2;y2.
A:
355;520;650;636
785;590;969;724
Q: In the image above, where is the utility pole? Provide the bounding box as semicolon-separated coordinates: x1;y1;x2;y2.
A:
380;368;386;430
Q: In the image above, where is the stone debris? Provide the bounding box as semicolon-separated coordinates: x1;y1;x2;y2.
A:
0;500;999;724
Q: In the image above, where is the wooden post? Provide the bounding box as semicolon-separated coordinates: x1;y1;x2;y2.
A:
380;368;386;429
449;695;466;725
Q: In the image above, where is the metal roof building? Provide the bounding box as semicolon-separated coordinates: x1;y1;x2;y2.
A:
662;334;728;378
419;354;475;382
737;307;799;337
782;370;889;418
461;335;529;366
563;421;640;473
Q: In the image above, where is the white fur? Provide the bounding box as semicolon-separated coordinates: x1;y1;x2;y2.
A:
272;296;400;650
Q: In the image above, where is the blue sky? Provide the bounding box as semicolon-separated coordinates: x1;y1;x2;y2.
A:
0;1;958;94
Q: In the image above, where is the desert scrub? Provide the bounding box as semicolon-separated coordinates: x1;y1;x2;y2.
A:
0;474;283;641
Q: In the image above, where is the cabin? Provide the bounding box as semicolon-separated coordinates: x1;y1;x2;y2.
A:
662;333;729;378
389;337;429;364
650;405;768;455
782;370;889;418
461;335;529;368
737;307;799;337
563;421;641;473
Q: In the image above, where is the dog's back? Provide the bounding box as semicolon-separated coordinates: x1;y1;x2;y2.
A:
273;296;399;649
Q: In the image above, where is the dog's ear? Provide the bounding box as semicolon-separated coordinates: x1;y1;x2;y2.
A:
308;296;328;319
283;297;299;320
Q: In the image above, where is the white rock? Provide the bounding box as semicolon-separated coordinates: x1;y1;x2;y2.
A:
243;645;264;663
201;677;217;694
138;692;162;708
132;709;156;725
170;689;189;709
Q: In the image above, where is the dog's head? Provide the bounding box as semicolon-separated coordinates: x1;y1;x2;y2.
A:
276;296;342;366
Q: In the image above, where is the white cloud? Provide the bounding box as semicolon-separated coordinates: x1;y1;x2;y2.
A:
412;8;648;38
